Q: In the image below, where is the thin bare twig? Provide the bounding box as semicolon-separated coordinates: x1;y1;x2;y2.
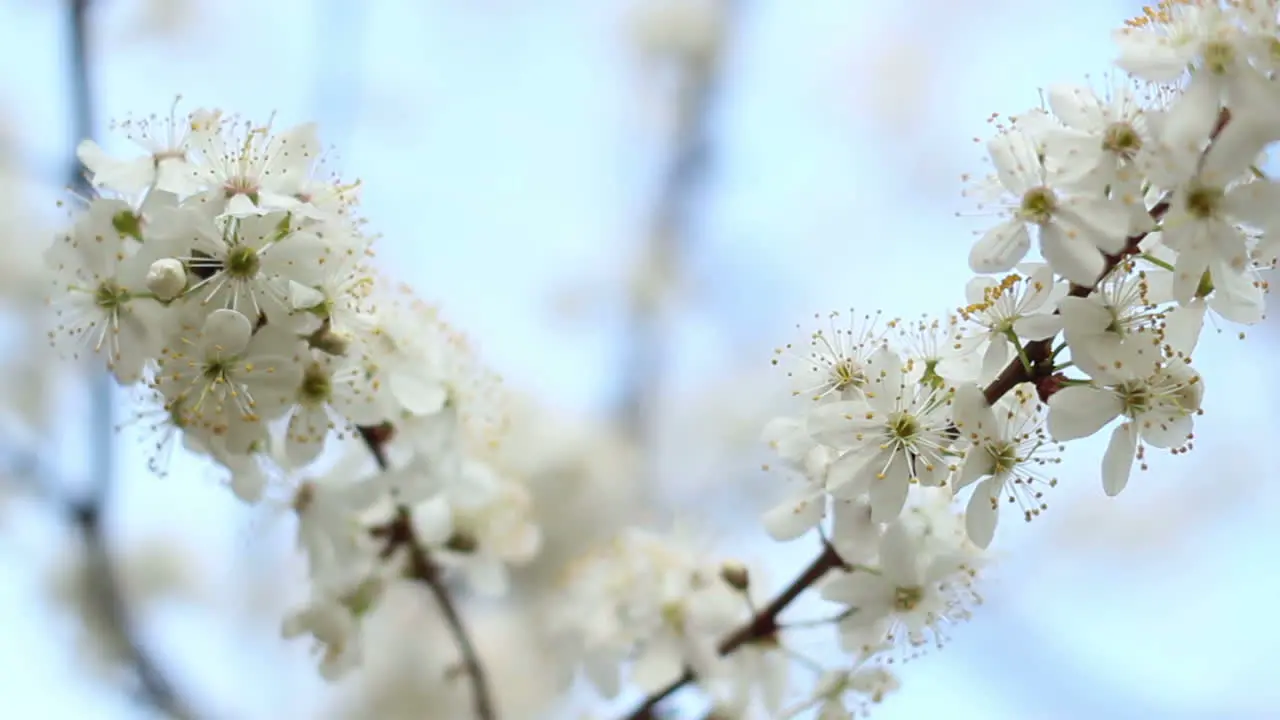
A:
625;543;846;719
615;1;738;462
359;425;496;720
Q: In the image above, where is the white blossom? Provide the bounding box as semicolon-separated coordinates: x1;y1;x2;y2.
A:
820;517;983;658
807;347;958;523
955;264;1064;380
952;383;1061;548
966;126;1133;285
771;310;893;405
1048;350;1203;495
41;13;1280;708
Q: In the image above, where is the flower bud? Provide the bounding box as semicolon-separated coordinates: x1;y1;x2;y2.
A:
307;323;350;356
719;560;750;592
445;531;479;554
340;576;385;618
146;258;187;301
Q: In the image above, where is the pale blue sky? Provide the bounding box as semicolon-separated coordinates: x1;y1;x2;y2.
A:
1;0;1278;718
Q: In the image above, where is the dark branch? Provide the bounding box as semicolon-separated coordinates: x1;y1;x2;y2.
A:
615;2;737;450
623;543;846;719
66;499;196;719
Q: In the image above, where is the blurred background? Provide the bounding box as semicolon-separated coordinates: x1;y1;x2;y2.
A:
0;0;1277;718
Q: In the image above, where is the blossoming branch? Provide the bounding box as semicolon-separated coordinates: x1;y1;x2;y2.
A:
42;0;1280;718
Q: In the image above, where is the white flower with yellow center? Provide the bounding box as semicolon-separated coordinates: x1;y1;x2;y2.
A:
772;309;893;404
956;264;1063;381
44;197;164;382
967;126;1133;285
152;309;304;453
807;347;958;523
820;518;983;659
952;383;1061;548
1048;349;1204;496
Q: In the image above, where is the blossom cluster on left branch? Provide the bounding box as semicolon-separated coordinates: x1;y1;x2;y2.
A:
45;103;541;706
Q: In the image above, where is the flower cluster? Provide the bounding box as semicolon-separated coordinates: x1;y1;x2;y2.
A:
561;2;1280;717
46;103;539;681
552;527;792;716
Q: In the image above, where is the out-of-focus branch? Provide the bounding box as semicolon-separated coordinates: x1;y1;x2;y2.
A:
360;425;496;720
61;2;196;717
65;496;196;719
615;1;739;462
622;542;846;719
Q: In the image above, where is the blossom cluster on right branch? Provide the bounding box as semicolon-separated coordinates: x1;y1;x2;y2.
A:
560;3;1280;718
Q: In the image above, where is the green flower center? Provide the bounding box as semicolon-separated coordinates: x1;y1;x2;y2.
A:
831;359;865;392
340;577;384;618
226;245;261;278
1184;184;1223;220
1194;269;1214;299
893;585;923;612
94;280;129;310
920;358;945;390
224;177;260;205
111;210;143;240
988;441;1019;475
1202;40;1235;74
300;362;332;403
1119;382;1150;417
888;412;919;441
1102;122;1142;157
1019;186;1057;224
202;358;232;385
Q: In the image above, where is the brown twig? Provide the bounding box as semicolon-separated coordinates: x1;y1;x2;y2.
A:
983;105;1231;404
982;195;1172;404
619;105;1235;720
625;543;846;719
68;496;197;719
359;425;497;720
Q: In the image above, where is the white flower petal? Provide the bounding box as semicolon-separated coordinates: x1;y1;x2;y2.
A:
1040;223;1106;286
980;337;1011;383
202;308;254;355
584;651;622;698
970;220;1031;274
1139;410;1193;449
1047;83;1105;131
391;373;449;416
952;383;997;437
878;521;919;585
1162;302;1206;358
1101;422;1138;497
1047;385;1122;441
964;478;1000;549
1012;313;1063;340
868;473;909;525
955;446;994;490
411;495;455;545
761;490;825;541
632;643;685;694
965;276;998;306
